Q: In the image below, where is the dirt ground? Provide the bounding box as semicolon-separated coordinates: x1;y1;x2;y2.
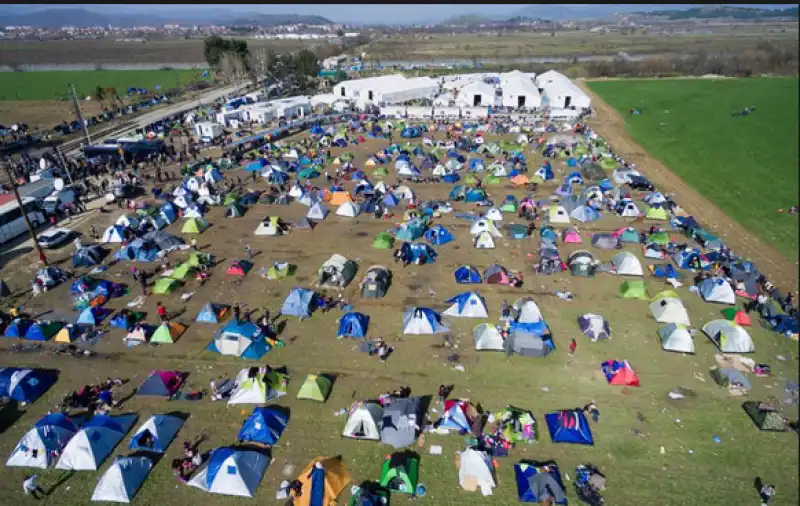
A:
0;100;110;132
577;81;799;293
0;129;797;505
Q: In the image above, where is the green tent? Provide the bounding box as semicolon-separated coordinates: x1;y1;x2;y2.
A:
484;175;501;185
379;452;420;495
645;207;669;221
150;322;187;344
226;203;246;218
373;232;394;250
620;280;648;300
186;251;211;268
574;145;589;156
648;231;670;245
299;168;320;179
373;167;388;177
463;174;478;185
618;228;641;243
341;152;355;162
600;157;617;170
267;262;295;280
296;374;332;402
171;263;196;281
153;278;180;294
181;218;208;234
501;201;518;214
223;192;239;206
742;401;787;432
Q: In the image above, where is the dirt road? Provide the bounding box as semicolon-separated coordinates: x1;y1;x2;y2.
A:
577;81;798;292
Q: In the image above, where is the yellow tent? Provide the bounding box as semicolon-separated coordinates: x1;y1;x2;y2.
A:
364;158;376;167
54;325;79;343
331;157;341;165
290;456;352;506
329;191;353;206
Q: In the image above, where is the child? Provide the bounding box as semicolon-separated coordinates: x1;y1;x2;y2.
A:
569;338;577;356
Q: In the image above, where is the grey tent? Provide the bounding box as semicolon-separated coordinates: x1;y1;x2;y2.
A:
317;254;358;289
729;263;760;298
567;250;596;277
73;245;106;267
581;163;605;181
360;265;391;299
742;401;787;432
561;195;584;214
293;218;314;231
591;233;620;250
143;230;184;251
530;472;567;504
505;330;552;357
276;194;292;205
381;396;421;448
710;367;752;391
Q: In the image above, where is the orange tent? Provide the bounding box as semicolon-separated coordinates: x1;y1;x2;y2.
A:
511;174;530;186
722;308;751;326
290;456;352;506
329;191;353;206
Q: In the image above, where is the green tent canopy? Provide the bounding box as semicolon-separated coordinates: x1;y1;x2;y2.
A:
299;168;320;179
620;280;648;300
600;157;617;170
645;207;669;221
181;218;208;234
150;322;187;344
379;452;420;495
373;232;394;250
170;263;196;281
153;278;180;294
373;167;389;177
463;174;478;185
223;192;239;206
296;374;332;402
742;401;786;432
267;263;296;280
484;175;501;185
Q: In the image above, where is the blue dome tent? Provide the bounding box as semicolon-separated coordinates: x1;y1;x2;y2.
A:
4;318;32;338
129;414;184;453
0;367;58;403
207;321;270;360
454;265;482;284
238;407;289;445
280;288;317;318
424;225;454;246
337;312;370;339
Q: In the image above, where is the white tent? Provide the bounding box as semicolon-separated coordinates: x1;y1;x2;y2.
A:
185;177;202;193
183;205;203;219
101;225;125;243
306;202;329;220
443;292;489;318
91;456;153;503
610;252;644;276
115;214;139;229
658;323;695;353
341;402;383;440
513;298;543;323
129;415;184;453
401;308;449;335
56;414;137;471
254;217;285;236
172;195;192;209
373;181;387;194
188;448;269;497
469;219;501;237
336;201;361;218
458;448;496;495
484;208;503;222
548;205;570;224
288;183;304;198
297;193;318;207
649;297;691;326
579;313;611;341
397;164;420;177
474;231;495;249
702;320;755;353
619;201;641;218
172;186;187;198
227;369;275;405
6;416;78;468
393;185;415;200
473;323;504;351
700;278;736;305
491;165;507;177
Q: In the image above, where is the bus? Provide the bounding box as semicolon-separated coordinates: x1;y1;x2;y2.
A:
0;197;46;245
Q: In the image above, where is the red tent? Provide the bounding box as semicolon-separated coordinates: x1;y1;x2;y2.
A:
602;360;640;387
226;260;251;277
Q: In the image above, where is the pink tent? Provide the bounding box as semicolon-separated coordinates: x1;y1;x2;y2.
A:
138;370;185;397
562;228;582;243
484;264;510;284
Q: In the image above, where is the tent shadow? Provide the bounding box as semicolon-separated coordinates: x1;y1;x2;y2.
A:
45;469;75;496
0;399;24;435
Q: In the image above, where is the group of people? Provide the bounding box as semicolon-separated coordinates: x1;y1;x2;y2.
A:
61;378;127;413
170;438;208;483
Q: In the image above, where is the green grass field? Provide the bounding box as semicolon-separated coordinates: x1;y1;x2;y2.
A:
586;77;800;261
0;69;212;101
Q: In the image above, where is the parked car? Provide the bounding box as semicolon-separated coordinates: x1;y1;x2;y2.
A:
37;227;73;249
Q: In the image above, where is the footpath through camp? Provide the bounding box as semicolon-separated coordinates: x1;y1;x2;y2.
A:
0;82;797;505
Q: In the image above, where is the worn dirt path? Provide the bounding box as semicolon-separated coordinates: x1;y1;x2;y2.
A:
577;81;799;293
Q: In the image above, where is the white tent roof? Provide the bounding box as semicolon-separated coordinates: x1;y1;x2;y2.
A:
474;231;495;249
341;402;383;440
513;298;543;323
649;297;691;326
227;370;268;405
56;415;137;471
611;252;644;276
473;323;504;351
659;323;695;353
702;320;755;353
188;449;269;497
306;202;329;220
91;456;153;503
484;208;503;221
443;292;489;318
469;219;501;237
549;205;571;224
458;448;496;495
335;201;361;218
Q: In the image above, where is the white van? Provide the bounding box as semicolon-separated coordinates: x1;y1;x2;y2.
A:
43;187;78;216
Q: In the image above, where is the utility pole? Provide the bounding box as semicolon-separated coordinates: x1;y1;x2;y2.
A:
2;161;47;266
69;83;92;146
53;146;75;186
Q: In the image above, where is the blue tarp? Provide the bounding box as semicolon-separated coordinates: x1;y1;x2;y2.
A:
545;410;594;445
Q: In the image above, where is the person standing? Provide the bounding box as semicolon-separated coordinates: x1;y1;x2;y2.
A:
23;475;45;500
244;244;253;261
157;302;168;323
760;483;776;505
139;273;148;296
232;303;241;324
569;338;577;356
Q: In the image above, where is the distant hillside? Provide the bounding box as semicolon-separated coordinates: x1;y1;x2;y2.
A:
642;6;798;20
228;14;334;27
439;14;493;26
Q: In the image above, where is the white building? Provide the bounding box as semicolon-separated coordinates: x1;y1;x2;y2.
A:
333;74;437;105
455;81;496;107
194;121;224;139
540;80;591;110
268;96;312;119
380;77;438;104
501;76;542;109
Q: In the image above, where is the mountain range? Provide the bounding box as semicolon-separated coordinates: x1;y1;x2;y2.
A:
0;8;334;28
